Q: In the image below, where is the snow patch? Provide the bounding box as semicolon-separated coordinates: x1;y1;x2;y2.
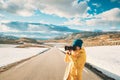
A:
0;47;48;67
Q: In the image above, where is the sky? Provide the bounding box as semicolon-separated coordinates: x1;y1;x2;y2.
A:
0;0;120;39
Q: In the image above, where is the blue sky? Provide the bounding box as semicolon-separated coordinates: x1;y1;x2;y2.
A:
0;0;120;39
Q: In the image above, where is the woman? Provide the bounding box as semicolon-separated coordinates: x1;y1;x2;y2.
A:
64;39;86;80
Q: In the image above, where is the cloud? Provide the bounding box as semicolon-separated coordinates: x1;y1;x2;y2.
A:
98;8;120;21
0;23;19;32
92;3;101;7
27;24;50;32
0;20;11;23
86;8;120;27
37;0;89;18
110;26;117;30
63;8;120;31
39;20;50;25
0;0;35;16
0;14;4;17
63;18;84;26
0;0;89;18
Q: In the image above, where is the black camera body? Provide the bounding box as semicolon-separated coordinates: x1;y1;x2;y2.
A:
65;46;76;51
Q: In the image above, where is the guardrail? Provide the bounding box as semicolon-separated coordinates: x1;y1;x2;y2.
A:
85;63;115;80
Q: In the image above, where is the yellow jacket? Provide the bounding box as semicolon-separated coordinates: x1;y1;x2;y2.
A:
64;48;86;80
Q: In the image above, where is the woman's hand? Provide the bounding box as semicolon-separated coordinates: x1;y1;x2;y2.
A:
65;50;71;55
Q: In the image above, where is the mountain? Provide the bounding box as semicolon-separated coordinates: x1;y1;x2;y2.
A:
16;37;37;44
0;34;18;40
55;31;120;39
0;33;37;44
0;34;19;44
54;31;120;46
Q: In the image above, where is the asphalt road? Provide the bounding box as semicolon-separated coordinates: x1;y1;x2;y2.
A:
0;47;101;80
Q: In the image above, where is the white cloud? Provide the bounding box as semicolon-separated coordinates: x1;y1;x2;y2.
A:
0;14;4;17
92;3;101;7
86;8;120;27
64;8;120;31
27;24;40;31
0;0;89;18
16;9;33;17
0;20;11;23
39;20;50;24
0;0;4;4
50;31;60;34
28;24;50;32
63;18;84;26
0;0;35;16
0;23;19;32
110;26;117;30
98;8;120;21
35;0;89;18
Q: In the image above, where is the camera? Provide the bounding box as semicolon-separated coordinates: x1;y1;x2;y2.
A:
64;46;76;51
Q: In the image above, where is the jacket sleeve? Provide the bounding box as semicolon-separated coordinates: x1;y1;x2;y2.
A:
64;54;70;63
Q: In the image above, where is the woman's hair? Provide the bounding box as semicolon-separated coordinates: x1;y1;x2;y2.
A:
72;39;83;48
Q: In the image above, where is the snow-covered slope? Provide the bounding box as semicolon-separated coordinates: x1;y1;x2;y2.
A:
85;46;120;79
0;47;48;67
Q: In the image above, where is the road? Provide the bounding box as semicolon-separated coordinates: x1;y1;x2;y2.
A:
0;47;101;80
